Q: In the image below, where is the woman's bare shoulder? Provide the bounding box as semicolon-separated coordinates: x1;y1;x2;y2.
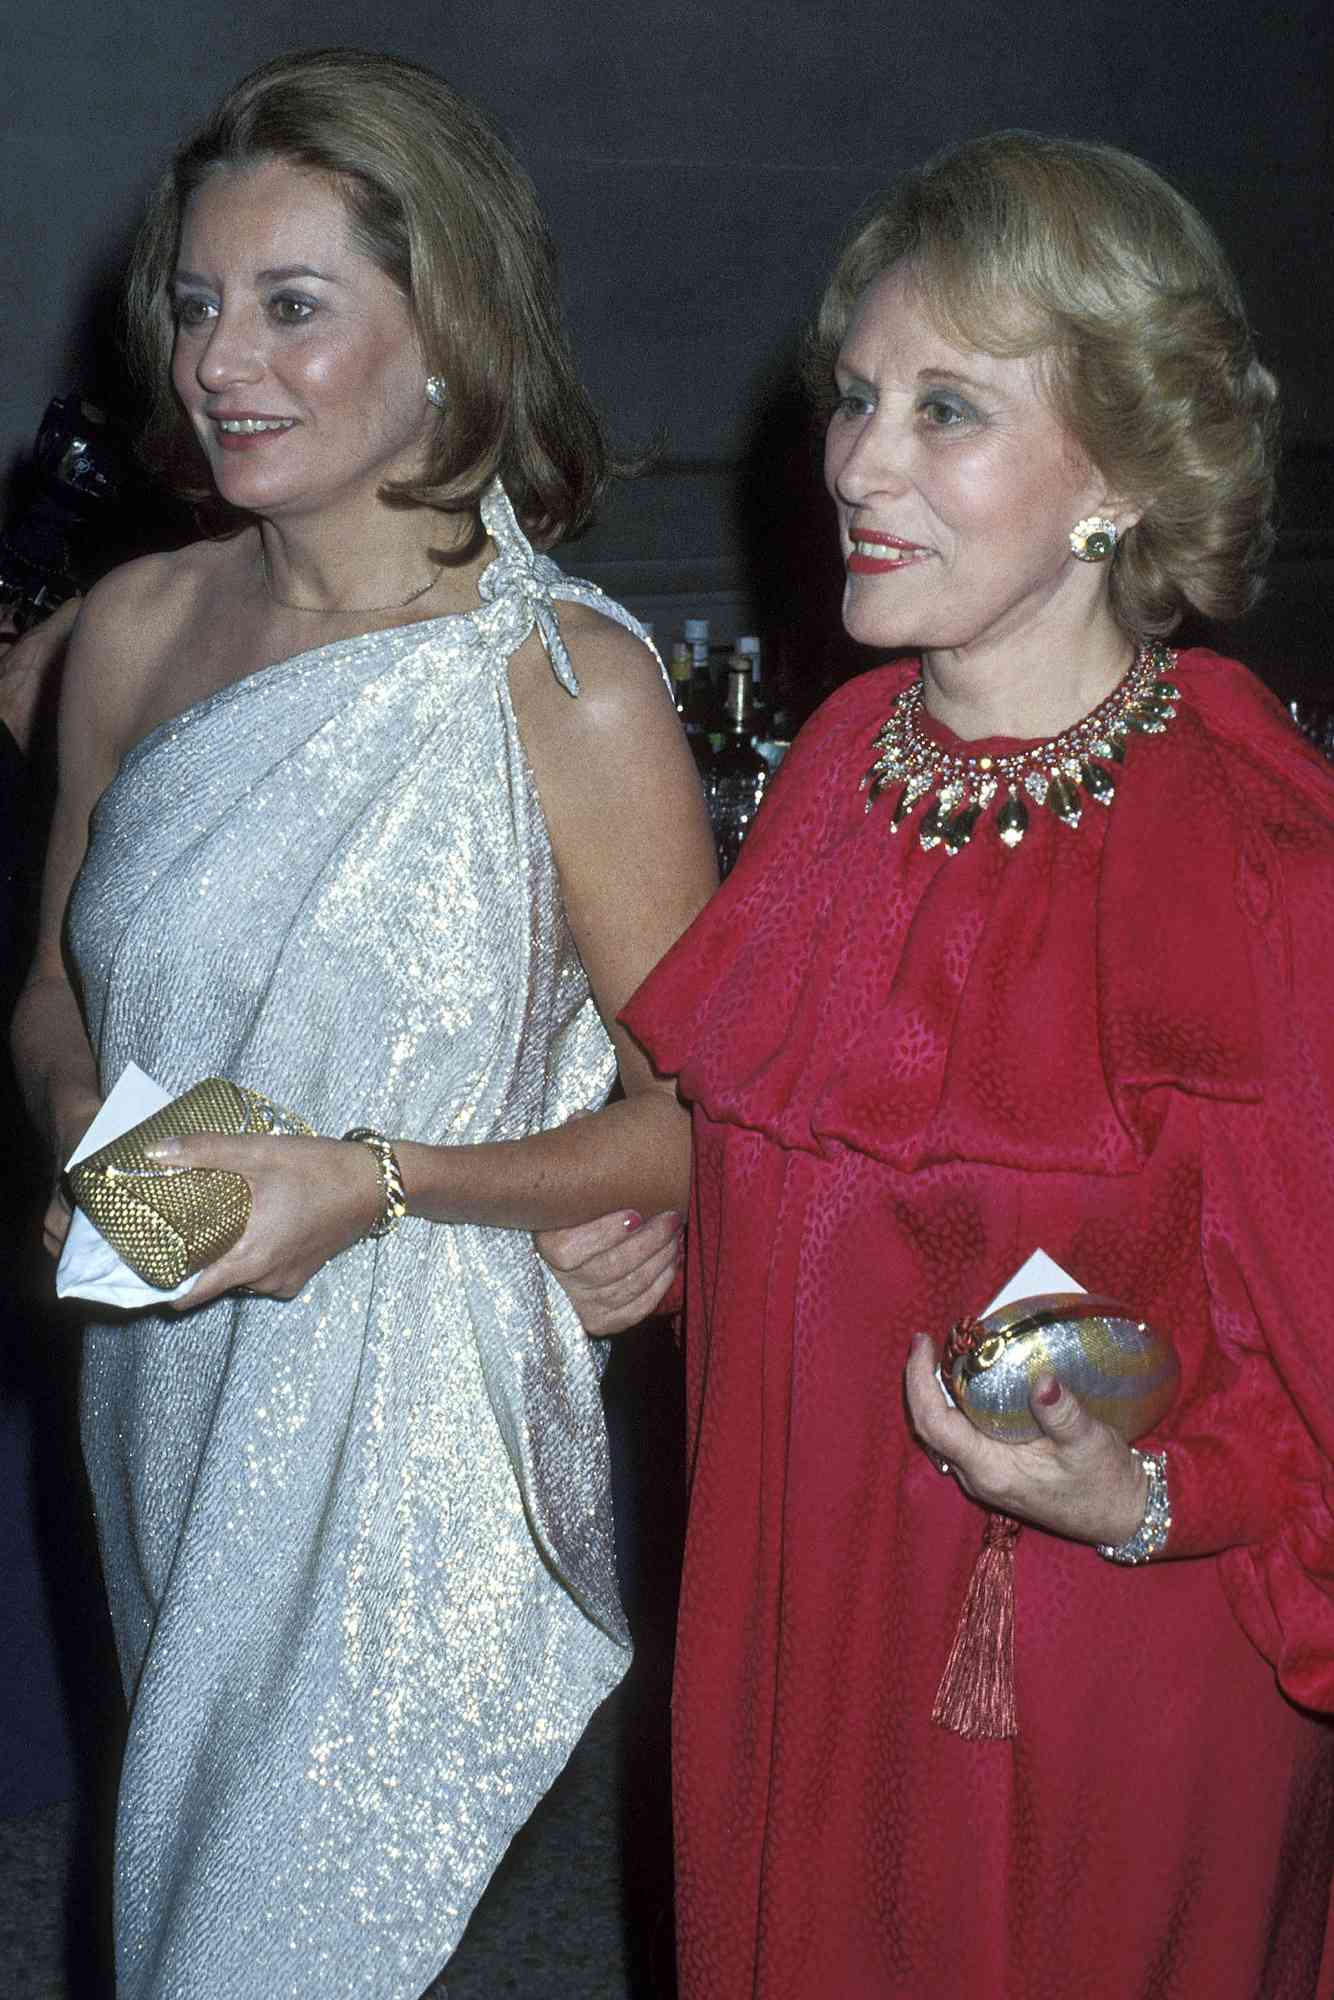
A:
76;536;242;645
566;599;661;672
507;596;716;1022
513;599;667;738
64;535;251;746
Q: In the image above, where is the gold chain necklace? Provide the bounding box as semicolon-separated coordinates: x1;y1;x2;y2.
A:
259;542;444;615
860;640;1179;854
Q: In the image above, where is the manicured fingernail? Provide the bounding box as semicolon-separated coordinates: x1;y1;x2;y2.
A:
144;1139;182;1162
622;1212;644;1233
667;1210;684;1235
1035;1376;1062;1406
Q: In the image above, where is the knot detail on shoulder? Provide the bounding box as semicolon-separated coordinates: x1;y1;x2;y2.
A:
477;481;581;694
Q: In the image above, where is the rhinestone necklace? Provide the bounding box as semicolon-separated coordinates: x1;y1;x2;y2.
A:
860;640;1179;854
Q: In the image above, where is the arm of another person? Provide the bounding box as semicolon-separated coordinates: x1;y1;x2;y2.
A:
151;610;718;1307
537;1208;685;1335
534;661;868;1336
0;594;79;756
10;571;169;1249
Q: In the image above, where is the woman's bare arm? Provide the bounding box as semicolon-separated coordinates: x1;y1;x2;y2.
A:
0;594;79;756
10;565;178;1202
146;611;717;1305
388;605;714;1225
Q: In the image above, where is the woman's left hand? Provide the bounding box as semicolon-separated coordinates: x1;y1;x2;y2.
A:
143;1132;383;1309
904;1333;1149;1548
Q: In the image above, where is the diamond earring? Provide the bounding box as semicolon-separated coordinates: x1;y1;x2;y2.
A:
1069;515;1118;562
425;376;448;409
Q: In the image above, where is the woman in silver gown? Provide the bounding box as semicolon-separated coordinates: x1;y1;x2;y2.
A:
11;50;714;2000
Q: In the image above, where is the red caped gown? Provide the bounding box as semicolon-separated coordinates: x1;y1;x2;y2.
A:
622;650;1334;2000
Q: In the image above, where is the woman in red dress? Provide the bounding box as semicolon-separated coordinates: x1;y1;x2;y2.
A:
543;132;1334;1997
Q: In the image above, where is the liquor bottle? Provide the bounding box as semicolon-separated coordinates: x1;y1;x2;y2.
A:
683;617;711;677
736;634;766;733
681;614;722;756
670;636;714;774
668;639;692;720
705;655;769;876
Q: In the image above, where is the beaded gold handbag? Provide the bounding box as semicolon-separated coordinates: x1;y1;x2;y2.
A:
65;1077;312;1290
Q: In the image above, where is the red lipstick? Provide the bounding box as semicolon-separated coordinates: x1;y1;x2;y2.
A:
846;530;930;576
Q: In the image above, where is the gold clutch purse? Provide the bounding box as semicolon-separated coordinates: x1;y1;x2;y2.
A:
66;1077;312;1290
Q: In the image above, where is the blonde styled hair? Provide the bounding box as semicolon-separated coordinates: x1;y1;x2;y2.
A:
123;48;611;550
808;131;1279;634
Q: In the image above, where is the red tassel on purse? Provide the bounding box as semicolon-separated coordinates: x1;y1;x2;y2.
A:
932;1511;1022;1739
931;1292;1178;1741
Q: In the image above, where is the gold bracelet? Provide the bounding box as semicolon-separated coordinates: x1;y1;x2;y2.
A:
341;1128;408;1240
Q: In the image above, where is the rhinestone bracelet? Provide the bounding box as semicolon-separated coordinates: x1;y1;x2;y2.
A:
1097;1447;1171;1565
341;1128;408;1241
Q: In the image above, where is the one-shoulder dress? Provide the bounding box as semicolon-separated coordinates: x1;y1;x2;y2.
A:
67;485;641;2000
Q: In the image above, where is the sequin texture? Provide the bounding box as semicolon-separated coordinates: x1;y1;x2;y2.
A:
68;483;639;1998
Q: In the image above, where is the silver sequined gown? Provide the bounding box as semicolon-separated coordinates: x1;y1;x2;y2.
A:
67;485;638;2000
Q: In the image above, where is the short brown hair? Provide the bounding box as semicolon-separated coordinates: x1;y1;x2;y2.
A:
123;48;611;550
807;131;1279;634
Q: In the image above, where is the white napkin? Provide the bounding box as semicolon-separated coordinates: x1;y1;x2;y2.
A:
935;1248;1084;1406
56;1063;199;1305
982;1248;1083;1317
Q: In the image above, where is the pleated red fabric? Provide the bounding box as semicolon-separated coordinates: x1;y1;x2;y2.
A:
623;650;1334;2000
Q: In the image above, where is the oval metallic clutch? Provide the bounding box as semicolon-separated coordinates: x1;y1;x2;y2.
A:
942;1292;1179;1444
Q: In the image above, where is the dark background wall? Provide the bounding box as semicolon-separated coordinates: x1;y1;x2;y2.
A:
5;0;1332;688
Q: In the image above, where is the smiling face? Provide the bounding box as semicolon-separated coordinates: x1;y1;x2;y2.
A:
170;159;432;521
824;265;1130;679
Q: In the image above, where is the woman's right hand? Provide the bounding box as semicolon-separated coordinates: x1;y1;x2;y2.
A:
43;1181;75;1261
43;1092;103;1259
536;1208;683;1335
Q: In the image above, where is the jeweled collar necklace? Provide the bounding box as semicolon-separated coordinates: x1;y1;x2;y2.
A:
860;640;1179;854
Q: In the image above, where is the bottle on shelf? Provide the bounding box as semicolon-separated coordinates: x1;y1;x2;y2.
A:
680;614;722;758
735;631;794;772
741;631;795;772
683;617;711;677
668;639;692;720
736;634;766;734
705;653;769;876
670;634;715;774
